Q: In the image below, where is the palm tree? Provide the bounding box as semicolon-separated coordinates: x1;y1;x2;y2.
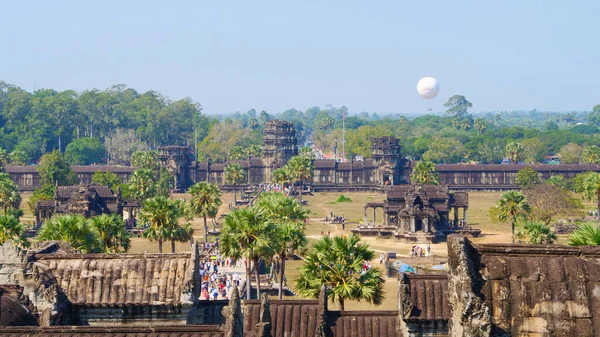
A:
568;222;600;246
505;142;523;164
272;168;289;186
473;118;487;135
89;214;131;253
139;196;187;253
224;163;246;204
583;172;600;217
459;118;471;134
131;150;159;170
221;207;273;300
285;156;313;201
492;191;531;244
517;221;556;244
295;235;385;310
129;168;157;201
37;215;99;253
256;192;308;223
0;173;21;214
410;161;439;185
0;215;29;249
188;182;223;243
272;222;307;299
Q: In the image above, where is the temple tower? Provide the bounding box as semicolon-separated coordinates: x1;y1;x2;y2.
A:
261;120;298;181
158;146;193;190
371;136;406;185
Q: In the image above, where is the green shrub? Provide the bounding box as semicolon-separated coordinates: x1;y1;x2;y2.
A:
336;195;352;203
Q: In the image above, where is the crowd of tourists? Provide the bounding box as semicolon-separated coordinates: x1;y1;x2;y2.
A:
410;244;431;257
199;251;242;301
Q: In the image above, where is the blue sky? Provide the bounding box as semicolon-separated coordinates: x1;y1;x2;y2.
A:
2;0;598;115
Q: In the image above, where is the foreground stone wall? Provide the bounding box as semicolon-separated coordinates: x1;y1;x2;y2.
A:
447;236;600;337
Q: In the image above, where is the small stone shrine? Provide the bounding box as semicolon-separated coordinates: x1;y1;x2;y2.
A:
358;184;477;243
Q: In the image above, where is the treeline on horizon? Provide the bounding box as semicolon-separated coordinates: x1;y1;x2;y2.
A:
1;80;600;166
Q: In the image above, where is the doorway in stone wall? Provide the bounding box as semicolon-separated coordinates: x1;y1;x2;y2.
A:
415;218;423;231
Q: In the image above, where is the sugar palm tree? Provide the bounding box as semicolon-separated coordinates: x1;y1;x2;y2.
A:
271;168;289;186
492;191;531;244
131;150;159;170
410;161;439;185
0;173;21;214
221;207;273;300
517;221;556;244
583;172;600;217
188;182;223;243
140;196;187;253
272;222;307;299
505;142;523;164
224;163;246;204
256;192;308;223
37;215;99;253
473;118;487;135
285;156;313;201
568;222;600;246
89;213;131;253
0;215;29;249
129;168;157;201
295;234;385;310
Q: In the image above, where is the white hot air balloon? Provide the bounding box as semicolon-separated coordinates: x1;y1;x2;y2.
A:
417;77;439;99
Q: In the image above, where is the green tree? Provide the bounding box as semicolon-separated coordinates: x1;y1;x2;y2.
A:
410;161;439;185
491;191;531;244
444;95;472;119
0;215;29;249
521;138;547;164
9;150;28;165
505;142;524;164
558;143;583;164
129;168;157;201
568;222;600;246
92;171;122;191
131;150;159;170
221;207;273;300
188;182;223;243
422;137;465;163
37;150;78;185
0;173;21;214
516;221;557;244
224;163;246;203
37;215;99;253
139;196;190;253
583;146;600;164
546;175;569;190
89;214;131;253
285;156;313;201
295;234;384;310
27;184;55;214
515;167;540;189
64;137;106;165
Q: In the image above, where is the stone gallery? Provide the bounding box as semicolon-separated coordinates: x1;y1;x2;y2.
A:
1;236;598;336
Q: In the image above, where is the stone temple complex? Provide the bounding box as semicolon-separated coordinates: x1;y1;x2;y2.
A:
1;236;599;336
6;119;600;192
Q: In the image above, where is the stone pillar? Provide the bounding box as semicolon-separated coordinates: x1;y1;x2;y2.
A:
255;293;272;337
224;285;243;337
423;217;429;233
373;208;377;225
363;207;368;226
384;211;388;226
410;217;416;232
454;207;459;227
463;208;468;226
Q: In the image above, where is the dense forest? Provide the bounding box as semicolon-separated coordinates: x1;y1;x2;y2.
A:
1;80;599;165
